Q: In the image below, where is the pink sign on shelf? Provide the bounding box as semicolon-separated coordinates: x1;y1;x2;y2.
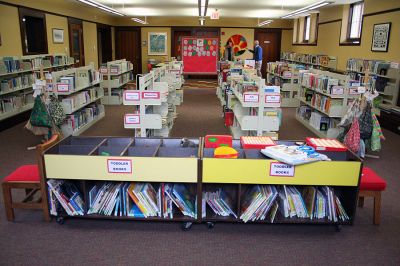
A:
265;94;281;104
243;93;259;103
124;114;140;124
57;83;70;92
124;91;140;101
142;91;160;99
331;86;344;95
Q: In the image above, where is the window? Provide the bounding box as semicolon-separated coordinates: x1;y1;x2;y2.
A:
347;2;364;42
304;16;311;42
19;8;48;55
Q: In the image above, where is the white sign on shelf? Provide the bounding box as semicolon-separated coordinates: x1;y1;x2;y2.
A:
107;159;132;174
390;62;399;69
270;162;295;177
265;94;281;103
57;83;70;92
358;86;366;94
243;93;259;103
331;85;344;95
124;114;140;124
124;91;140;101
142;91;160;99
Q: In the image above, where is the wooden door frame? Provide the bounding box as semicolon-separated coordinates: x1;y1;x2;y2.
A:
97;23;112;66
68;18;85;66
254;28;282;55
18;7;48;55
114;26;142;74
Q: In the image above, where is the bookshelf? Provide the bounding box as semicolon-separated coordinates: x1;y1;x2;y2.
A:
296;69;360;138
266;62;302;107
346;58;400;116
50;64;104;137
43;136;362;230
100;59;134;105
0;54;74;122
229;71;281;139
281;52;337;71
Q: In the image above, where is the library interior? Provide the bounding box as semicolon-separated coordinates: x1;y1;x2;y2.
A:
0;0;399;265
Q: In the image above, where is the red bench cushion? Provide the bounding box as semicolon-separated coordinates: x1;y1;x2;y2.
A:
3;165;40;183
360;167;387;191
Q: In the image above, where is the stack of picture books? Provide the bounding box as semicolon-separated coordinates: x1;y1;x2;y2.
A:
240;185;279;223
204;189;237;218
47;179;84;216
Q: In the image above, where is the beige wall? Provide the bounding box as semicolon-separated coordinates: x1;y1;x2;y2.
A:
46;14;69;55
0;4;22;56
281;30;293;52
83;22;98;69
220;28;254;60
283;0;400;71
141;27;171;73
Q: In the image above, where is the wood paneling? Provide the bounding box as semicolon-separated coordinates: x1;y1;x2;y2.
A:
254;29;281;78
115;27;141;74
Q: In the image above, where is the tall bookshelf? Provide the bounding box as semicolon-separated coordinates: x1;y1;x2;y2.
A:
229;72;281;139
281;52;338;71
43;136;362;230
346;58;400;116
296;69;360;138
50;64;104;137
266;62;302;107
100;59;133;105
0;54;74;122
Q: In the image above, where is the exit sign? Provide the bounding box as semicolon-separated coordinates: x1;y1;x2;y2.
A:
210;11;219;20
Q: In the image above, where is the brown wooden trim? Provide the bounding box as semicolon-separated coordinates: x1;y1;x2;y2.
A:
363;7;400;18
0;0;113;27
292;43;318;46
318;19;341;25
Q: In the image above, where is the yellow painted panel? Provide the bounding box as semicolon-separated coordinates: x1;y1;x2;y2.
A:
203;158;361;186
46;14;69;55
83;21;98;69
141;27;171;73
45;155;198;183
0;4;22;56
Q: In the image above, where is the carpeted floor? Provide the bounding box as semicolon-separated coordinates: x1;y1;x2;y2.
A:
0;80;399;265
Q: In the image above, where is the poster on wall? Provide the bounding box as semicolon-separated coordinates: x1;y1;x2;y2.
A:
371;22;391;52
181;37;219;74
148;32;167;55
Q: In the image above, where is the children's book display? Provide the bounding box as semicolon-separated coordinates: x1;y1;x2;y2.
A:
296;69;361;138
100;59;134;105
0;54;74;121
266;62;304;107
43;135;361;230
49;64;104;137
123;63;183;137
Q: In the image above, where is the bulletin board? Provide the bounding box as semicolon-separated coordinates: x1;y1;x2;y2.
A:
181;37;219;74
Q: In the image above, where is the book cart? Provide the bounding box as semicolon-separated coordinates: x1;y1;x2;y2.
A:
43;136;362;231
44;136;202;230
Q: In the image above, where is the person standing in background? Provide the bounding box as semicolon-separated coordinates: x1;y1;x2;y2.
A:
223;40;235;61
247;40;263;77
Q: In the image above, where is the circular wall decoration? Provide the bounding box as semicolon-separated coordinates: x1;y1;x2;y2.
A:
227;34;248;56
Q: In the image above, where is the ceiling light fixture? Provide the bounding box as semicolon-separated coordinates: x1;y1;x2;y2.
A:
257;20;273;27
198;0;209;17
77;0;125;16
281;1;332;19
131;17;148;25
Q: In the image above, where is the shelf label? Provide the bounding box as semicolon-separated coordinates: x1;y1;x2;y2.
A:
124;114;140;124
107;159;132;174
110;67;119;74
331;86;344;95
390;62;399;69
100;67;108;74
270;162;295;177
57;83;70;92
124;91;140;101
243;93;259;103
357;86;366;94
265;94;281;103
142;91;160;99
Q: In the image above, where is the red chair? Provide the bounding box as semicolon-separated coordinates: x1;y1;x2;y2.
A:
2;134;60;222
358;167;387;225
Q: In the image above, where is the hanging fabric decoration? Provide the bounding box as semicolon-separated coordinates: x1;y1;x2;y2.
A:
358;102;373;140
344;118;360;153
30;96;52;128
370;113;385;151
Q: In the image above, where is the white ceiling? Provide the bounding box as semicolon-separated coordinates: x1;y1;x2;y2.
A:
89;0;358;18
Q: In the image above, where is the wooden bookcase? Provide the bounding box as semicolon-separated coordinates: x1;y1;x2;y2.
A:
43;136;362;230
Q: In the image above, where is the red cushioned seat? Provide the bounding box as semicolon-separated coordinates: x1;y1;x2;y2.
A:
360;167;387;191
3;165;40;183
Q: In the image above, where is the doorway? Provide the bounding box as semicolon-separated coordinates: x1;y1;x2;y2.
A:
254;29;282;78
97;24;112;66
68;18;85;67
115;27;142;75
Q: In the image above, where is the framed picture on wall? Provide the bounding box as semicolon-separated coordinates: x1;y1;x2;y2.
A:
148;32;167;55
371;22;391;52
52;28;64;44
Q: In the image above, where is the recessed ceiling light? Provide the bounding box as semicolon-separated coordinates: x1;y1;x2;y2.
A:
281;1;332;19
77;0;125;16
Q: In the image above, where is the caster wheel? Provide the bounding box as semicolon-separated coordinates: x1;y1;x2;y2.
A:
206;222;215;229
335;225;342;232
181;222;193;231
56;216;65;225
